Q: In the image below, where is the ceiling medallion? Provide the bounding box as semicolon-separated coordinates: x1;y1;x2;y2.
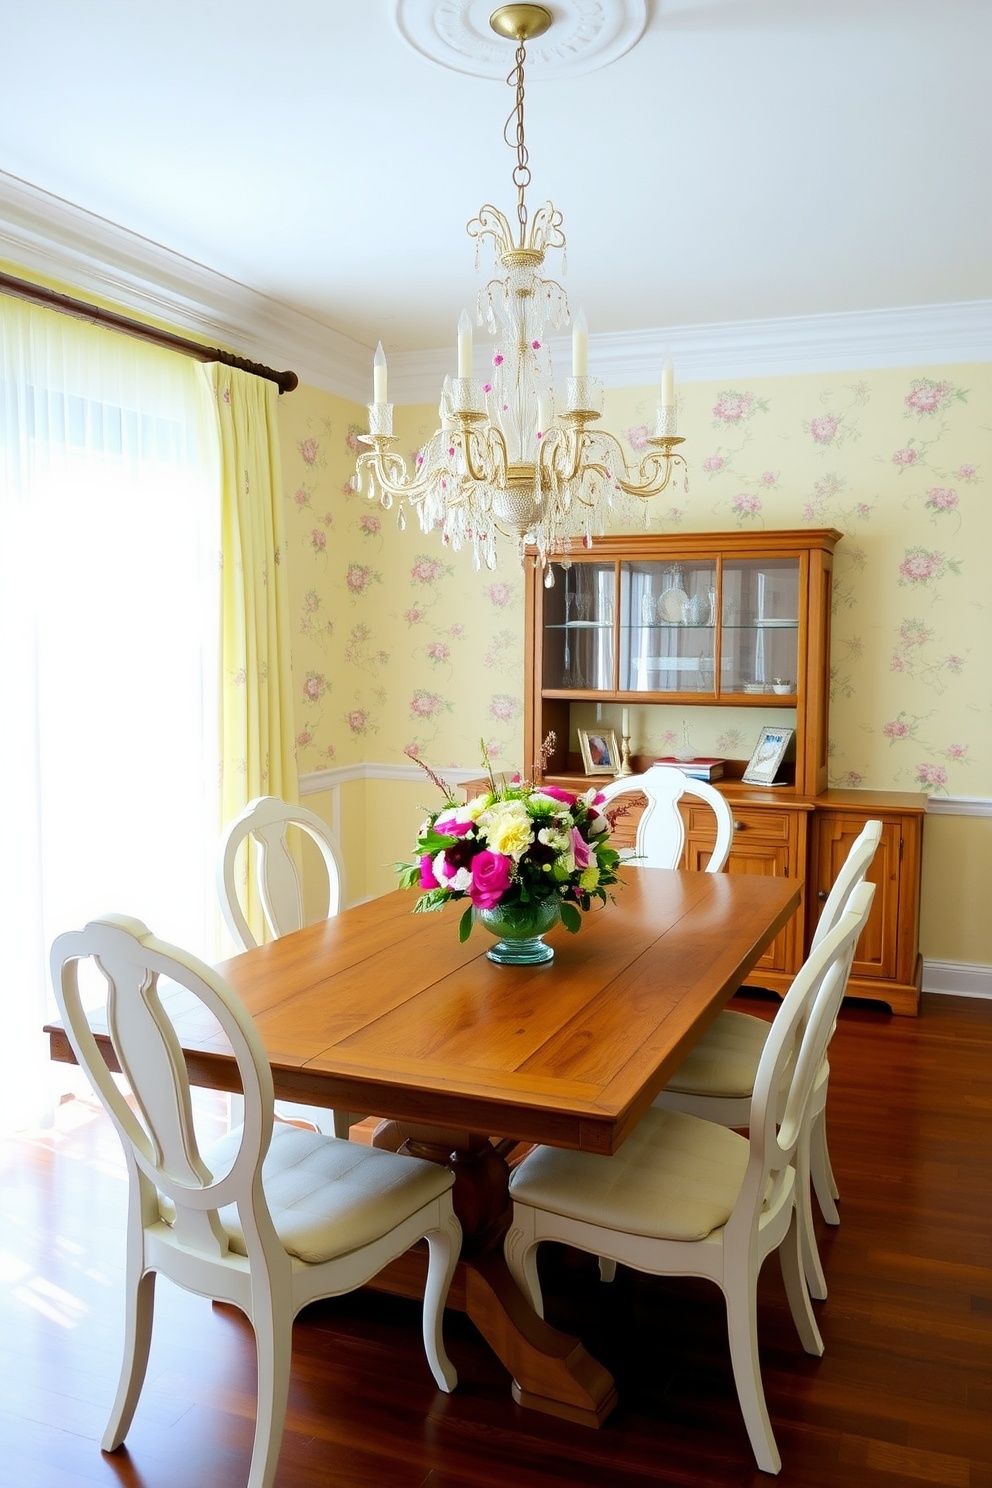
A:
393;0;648;79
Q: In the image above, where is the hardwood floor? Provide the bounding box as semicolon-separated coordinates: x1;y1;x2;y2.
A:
5;992;991;1488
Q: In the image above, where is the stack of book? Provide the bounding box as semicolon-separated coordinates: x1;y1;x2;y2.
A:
653;756;725;781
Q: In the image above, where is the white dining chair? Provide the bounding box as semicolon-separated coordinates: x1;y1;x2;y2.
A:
504;884;874;1476
652;819;882;1300
218;795;357;1137
50;914;461;1488
597;764;735;872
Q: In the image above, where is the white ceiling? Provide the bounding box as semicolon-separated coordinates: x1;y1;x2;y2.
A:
1;0;990;361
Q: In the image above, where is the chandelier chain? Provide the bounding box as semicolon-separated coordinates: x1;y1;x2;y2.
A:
503;41;531;246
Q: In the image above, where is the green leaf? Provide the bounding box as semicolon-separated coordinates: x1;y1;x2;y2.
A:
459;905;475;943
412;888;450;913
559;901;582;934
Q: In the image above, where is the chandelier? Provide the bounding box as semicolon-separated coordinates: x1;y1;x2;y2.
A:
357;3;686;574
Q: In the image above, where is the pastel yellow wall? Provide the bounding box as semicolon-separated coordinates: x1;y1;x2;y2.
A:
920;815;992;964
276;362;991;964
279;363;990;796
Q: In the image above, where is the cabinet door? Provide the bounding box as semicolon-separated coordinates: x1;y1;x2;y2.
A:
810;814;902;982
686;804;804;975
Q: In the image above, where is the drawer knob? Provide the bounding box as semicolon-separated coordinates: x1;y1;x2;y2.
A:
733;820;744;831
818;889;828;901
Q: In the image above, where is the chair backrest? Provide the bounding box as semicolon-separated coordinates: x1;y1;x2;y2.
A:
810;818;882;950
729;881;875;1242
218;795;346;952
598;765;734;872
50;914;285;1269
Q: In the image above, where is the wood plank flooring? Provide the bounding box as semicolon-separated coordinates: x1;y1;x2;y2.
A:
3;991;990;1488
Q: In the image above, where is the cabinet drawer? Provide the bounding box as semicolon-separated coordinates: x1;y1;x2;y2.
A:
727;806;792;843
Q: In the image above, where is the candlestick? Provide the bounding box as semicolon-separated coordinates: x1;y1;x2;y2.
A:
572;306;588;378
457;310;473;379
661;356;675;408
373;342;387;405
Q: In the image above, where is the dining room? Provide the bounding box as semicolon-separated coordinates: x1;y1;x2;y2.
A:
2;2;991;1485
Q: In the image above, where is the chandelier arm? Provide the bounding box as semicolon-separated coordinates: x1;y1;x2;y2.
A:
467;204;515;259
616;447;688;499
357;444;435;502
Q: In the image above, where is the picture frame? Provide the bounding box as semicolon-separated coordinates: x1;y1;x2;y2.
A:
742;725;794;787
578;728;620;776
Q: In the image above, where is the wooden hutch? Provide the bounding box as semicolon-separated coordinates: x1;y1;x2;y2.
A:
522;529;924;1014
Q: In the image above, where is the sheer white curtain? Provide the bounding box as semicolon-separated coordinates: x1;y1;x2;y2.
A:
0;296;222;1134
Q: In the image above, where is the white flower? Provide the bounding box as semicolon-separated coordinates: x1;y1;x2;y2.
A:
589;813;609;836
538;826;570;853
433;851;472;893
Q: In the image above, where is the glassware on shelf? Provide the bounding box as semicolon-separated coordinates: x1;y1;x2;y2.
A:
680;592;707;626
657;564;688;623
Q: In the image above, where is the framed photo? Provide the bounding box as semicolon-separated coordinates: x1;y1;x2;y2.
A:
742;725;794;787
578;728;620;776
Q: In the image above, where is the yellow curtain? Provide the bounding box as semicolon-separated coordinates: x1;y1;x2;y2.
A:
211;365;298;942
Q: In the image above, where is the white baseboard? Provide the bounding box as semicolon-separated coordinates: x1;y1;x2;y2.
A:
921;960;992;999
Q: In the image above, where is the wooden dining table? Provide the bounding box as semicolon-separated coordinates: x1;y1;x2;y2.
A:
47;867;800;1428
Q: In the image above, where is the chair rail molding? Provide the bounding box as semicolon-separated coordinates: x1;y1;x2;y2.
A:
300;763;481;795
924;795;992;817
4;170;990;406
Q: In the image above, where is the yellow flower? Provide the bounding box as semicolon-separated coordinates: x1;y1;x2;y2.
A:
579;866;600;891
480;799;533;860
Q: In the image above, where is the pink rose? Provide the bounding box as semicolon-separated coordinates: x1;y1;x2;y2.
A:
893;447;919;466
435;811;473;838
702;454;725;472
540;785;577;806
809;414;839;444
571;828;591;871
468;851;513;909
419;854;440;890
627;425;651;452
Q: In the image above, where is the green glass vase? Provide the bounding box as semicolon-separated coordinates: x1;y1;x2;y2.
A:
476;898;561;964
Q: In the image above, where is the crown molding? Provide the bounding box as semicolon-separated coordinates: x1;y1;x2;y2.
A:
0;170;371;403
388;300;992;404
3;170;989;409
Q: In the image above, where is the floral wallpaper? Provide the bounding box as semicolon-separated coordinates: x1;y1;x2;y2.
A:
277;361;990;799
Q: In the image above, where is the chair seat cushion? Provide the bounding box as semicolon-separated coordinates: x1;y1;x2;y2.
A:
662;1009;770;1099
200;1125;455;1264
509;1107;749;1242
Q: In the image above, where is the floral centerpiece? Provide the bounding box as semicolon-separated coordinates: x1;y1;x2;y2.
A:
397;739;622;965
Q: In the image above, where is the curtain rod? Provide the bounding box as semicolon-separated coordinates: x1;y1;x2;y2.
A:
0;270;299;394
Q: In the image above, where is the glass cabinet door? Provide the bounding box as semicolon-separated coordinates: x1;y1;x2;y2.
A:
721;558;800;696
542;561;616;690
619;560;717;693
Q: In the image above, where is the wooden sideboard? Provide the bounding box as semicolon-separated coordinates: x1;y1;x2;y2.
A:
511;529;926;1015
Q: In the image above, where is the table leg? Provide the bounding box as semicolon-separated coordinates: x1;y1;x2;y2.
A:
371;1121;616;1427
